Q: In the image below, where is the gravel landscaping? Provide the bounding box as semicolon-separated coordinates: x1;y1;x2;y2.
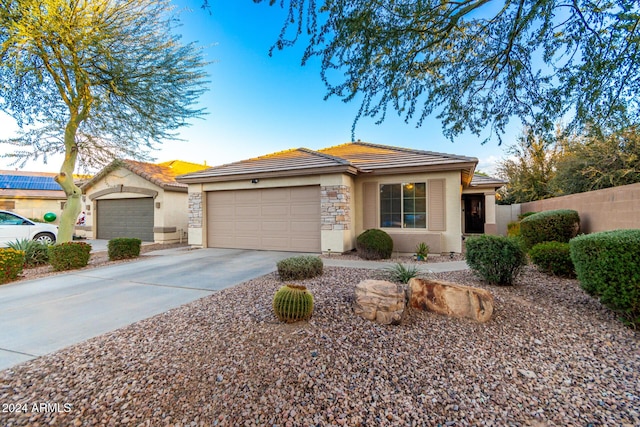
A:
1;265;638;426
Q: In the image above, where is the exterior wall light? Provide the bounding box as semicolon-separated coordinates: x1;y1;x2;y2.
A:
251;178;260;184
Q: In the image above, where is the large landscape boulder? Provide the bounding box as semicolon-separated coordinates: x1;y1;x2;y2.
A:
354;279;406;325
408;278;494;323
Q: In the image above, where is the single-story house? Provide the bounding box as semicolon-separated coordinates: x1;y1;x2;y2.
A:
80;159;209;243
177;142;505;254
0;170;69;222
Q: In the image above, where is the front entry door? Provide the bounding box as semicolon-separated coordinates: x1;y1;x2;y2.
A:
464;195;485;234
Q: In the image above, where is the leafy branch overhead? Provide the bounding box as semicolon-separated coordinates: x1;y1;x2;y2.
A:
255;0;640;141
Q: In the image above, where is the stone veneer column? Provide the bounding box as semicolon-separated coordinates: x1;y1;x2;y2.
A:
188;192;203;228
321;185;351;231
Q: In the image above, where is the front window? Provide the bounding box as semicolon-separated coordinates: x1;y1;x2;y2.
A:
380;183;426;228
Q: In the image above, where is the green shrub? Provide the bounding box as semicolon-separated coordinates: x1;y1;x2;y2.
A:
465;235;527;286
0;248;25;284
518;211;538;220
273;284;314;323
529;242;575;278
385;263;425;284
277;256;323;280
520;209;580;248
570;229;640;327
507;221;521;237
108;238;142;260
48;242;92;271
356;229;393;260
7;238;49;267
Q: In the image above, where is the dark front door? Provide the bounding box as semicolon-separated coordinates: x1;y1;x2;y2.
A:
464;195;485;234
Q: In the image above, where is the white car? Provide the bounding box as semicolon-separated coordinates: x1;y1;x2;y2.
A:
0;210;58;247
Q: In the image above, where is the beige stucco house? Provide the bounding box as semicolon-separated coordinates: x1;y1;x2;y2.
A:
80;159;208;243
177;142;504;254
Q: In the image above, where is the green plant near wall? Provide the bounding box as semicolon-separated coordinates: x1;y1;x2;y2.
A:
273;284;314;323
356;229;393;260
570;229;640;328
415;242;429;261
520;209;580;248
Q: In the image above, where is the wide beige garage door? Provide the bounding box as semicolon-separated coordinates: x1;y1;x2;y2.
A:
207;186;320;252
96;198;154;241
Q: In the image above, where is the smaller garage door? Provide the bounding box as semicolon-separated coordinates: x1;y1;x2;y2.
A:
207;186;320;252
97;198;154;241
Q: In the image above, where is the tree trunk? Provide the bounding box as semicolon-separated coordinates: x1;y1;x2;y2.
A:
54;121;82;244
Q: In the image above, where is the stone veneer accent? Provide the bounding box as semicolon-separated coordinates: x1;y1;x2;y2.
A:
188;192;203;228
321;185;351;231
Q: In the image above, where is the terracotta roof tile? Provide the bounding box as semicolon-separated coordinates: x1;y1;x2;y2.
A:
81;159;208;192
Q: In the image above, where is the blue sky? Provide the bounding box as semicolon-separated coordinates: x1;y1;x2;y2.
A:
0;1;522;174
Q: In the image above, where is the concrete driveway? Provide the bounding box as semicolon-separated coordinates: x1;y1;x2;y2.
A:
0;248;296;371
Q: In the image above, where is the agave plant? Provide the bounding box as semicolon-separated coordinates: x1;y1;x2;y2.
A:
7;238;50;267
385;263;431;284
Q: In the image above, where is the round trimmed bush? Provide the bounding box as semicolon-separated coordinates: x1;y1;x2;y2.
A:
520;209;580;248
529;241;575;277
356;229;393;260
465;235;527;286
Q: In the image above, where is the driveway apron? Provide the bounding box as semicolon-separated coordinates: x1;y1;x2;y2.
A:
0;248;294;371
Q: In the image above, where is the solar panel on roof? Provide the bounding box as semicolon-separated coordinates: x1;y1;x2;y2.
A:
0;175;62;190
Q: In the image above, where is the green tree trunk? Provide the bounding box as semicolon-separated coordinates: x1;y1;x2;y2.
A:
54;121;83;244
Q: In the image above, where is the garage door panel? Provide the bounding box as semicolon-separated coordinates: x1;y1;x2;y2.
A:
261;188;289;202
235;206;260;217
236;221;259;232
207;186;320;252
261;205;289;217
210;205;234;216
291;203;320;216
97;198;154;242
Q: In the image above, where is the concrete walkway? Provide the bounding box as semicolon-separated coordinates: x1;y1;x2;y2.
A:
0;247;468;371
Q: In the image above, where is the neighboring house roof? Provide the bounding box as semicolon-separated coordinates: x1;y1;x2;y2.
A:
0;170;68;199
469;174;507;189
157;160;213;175
81;159;209;193
177;142;478;185
0;173;62;191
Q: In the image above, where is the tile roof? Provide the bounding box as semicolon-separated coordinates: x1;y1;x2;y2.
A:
318;142;478;171
177;142;479;185
81;159;209;192
177;148;357;182
469;174;507;188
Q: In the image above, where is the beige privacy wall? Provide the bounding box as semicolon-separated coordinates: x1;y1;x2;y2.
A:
520;182;640;233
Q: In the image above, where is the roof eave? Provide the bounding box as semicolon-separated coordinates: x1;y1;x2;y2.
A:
177;165;360;184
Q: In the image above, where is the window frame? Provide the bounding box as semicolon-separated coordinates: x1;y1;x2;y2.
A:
379;182;427;229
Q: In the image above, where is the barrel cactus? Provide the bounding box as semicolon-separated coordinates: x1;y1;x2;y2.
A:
273;284;314;323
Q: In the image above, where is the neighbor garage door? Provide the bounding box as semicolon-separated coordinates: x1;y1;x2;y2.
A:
207;186;320;252
96;198;154;241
